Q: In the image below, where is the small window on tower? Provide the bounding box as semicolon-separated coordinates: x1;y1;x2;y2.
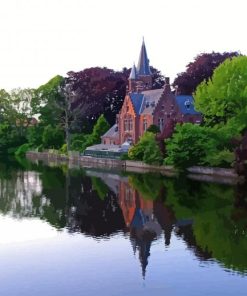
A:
126;105;129;112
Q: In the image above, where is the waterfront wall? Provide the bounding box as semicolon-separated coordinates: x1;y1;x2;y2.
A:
26;151;243;181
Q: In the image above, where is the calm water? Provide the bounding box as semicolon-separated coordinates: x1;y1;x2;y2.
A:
0;159;246;296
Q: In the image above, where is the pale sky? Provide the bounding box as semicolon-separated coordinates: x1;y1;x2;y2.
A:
0;0;246;90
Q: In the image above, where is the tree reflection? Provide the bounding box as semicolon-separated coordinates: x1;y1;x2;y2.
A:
0;159;247;276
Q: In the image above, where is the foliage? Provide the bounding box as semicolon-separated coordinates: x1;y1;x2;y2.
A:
42;125;64;149
146;124;160;134
35;75;65;127
91;177;109;200
195;56;247;126
0;124;26;154
164;123;234;168
128;132;163;165
128;173;164;200
120;153;130;160
173;51;239;95
60;144;68;154
90;114;110;144
165;178;247;273
15;143;31;157
26;125;44;147
80;115;110;152
66;67;127;128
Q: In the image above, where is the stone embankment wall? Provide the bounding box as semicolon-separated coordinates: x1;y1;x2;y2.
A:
187;166;238;178
26;151;244;182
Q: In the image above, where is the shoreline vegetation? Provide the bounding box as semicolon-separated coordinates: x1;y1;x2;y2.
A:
1;54;247;176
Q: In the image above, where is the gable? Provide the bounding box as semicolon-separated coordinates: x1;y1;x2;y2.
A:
120;94;137;116
129;93;144;115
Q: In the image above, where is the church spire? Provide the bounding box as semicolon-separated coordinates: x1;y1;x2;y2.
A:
129;63;138;80
136;39;152;76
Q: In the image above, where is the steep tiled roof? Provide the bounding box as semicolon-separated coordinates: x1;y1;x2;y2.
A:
129;89;164;115
141;89;164;114
129;64;138;80
175;95;200;115
101;124;119;138
136;40;152;76
130;93;145;114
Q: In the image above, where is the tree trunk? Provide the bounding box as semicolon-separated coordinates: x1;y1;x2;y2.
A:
65;109;70;152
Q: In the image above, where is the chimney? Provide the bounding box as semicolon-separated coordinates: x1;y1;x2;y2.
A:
164;77;171;94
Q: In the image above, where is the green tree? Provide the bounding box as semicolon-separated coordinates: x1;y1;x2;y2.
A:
128;132;163;165
90;114;110;143
27;125;44;148
164;123;234;168
0;124;26;154
42;125;64;149
35;75;65;127
81;115;110;151
195;56;247;126
146;124;160;134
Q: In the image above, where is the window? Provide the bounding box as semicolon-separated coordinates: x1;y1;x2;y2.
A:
143;119;147;131
129;119;133;131
158;118;164;131
124;119;128;131
161;105;165;111
126;105;129;112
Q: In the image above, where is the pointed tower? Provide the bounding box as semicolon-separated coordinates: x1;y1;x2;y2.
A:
128;63;138;92
136;39;152;90
128;39;153;93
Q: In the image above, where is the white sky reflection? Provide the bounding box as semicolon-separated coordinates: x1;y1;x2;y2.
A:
0;215;58;244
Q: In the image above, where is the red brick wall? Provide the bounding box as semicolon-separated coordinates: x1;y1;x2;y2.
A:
139;114;153;138
119;95;138;144
153;92;178;132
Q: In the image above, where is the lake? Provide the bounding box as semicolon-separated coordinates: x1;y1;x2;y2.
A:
0;158;246;296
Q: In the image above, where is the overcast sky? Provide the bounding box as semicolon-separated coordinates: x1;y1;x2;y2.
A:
0;0;246;90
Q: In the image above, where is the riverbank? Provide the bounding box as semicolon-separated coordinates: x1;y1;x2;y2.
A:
26;151;244;184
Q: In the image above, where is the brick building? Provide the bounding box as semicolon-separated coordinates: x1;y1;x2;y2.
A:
101;40;201;146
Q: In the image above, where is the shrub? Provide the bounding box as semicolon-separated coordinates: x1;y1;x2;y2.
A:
42;125;64;149
15;143;31;157
60;144;67;154
164;123;235;168
128;132;163;165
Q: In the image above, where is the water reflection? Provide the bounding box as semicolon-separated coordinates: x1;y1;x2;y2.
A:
0;159;247;277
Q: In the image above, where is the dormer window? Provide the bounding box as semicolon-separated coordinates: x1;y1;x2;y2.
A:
126;105;129;112
184;99;191;110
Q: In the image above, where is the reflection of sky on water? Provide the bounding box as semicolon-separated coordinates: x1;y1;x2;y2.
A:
0;215;58;244
0;224;246;296
0;162;247;295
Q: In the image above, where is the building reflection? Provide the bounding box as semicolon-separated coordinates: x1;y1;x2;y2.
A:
1;160;247;276
95;171;175;277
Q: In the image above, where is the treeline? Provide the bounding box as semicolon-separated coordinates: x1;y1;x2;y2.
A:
128;55;247;169
0;66;164;156
1;51;246;171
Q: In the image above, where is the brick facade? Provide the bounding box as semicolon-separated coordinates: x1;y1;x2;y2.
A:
101;41;202;146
